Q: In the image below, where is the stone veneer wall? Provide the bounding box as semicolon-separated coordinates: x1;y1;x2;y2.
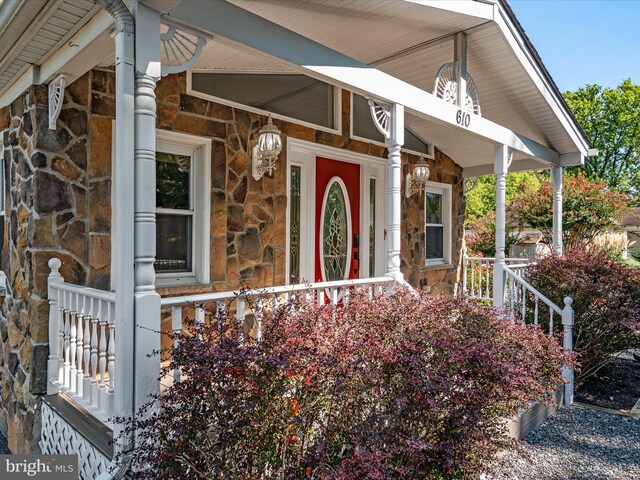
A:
0;68;464;452
402;150;465;294
0;69;117;452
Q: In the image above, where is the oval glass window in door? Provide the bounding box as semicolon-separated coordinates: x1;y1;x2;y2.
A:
321;178;352;281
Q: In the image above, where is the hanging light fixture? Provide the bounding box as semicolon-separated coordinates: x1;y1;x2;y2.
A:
252;116;282;180
405;155;431;198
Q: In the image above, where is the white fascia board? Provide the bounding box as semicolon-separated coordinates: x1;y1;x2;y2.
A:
0;9;113;108
167;0;560;165
403;0;495;20
559;152;584;167
492;3;589;155
463;157;549;178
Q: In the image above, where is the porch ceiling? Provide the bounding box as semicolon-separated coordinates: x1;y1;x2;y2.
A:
183;0;585;173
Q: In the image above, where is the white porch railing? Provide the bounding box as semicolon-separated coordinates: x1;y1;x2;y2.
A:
503;264;575;405
46;258;116;425
462;255;530;301
160;277;396;382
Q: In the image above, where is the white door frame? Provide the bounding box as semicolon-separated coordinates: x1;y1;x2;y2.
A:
286;138;387;284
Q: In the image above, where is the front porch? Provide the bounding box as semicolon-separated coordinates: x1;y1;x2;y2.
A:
0;0;593;474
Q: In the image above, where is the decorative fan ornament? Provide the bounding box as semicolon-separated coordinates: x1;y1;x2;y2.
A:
367;99;391;138
433;62;481;116
160;22;207;77
48;74;67;130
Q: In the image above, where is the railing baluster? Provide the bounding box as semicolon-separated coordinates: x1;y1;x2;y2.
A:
83;298;91;404
330;288;338;306
91;299;99;408
470;259;475;297
521;285;527;324
254;297;263;342
534;298;539;327
549;310;554;336
236;298;245;346
485;260;491;300
462;253;468;295
75;304;84;398
63;292;71;390
69;295;77;394
195;306;205;340
98;302;107;413
172;305;183;384
107;301;115;416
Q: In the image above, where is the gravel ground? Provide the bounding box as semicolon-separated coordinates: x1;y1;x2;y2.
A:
485;405;640;480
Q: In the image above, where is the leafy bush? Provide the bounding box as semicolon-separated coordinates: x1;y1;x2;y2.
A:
509;173;629;251
465;213;519;257
526;250;640;382
119;291;568;479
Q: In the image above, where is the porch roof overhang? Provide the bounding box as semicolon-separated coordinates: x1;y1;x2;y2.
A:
0;0;590;177
152;0;590;176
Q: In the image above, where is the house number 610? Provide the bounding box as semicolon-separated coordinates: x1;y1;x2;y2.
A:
456;109;471;127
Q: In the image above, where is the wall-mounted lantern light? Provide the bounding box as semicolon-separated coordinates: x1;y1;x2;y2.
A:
252;116;282;180
405;156;430;197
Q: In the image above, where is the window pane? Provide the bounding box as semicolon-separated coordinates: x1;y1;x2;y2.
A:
156;152;191;209
322;181;349;281
192;73;334;128
289;166;301;284
352;94;385;143
369;178;375;277
426;226;444;260
425;192;442;225
156;214;192;272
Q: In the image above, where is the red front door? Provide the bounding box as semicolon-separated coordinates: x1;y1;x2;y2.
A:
315;157;360;282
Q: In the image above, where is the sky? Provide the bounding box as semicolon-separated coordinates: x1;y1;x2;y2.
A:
508;0;640;93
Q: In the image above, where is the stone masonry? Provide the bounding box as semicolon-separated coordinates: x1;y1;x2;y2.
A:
0;69;464;452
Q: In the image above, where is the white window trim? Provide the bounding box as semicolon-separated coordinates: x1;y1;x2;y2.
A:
424;181;452;267
186;70;342;136
155;130;211;287
111;129;211;289
285;138;386;284
349;92;435;159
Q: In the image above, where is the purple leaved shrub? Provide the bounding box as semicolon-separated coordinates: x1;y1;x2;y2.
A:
526;249;640;382
118;290;568;479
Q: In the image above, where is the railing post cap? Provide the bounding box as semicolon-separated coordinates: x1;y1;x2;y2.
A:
48;257;62;271
563;297;573;308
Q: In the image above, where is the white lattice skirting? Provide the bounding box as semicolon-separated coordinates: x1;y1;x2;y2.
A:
40;401;110;479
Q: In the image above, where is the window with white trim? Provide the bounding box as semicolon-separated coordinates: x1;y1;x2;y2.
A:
155;131;211;286
189;71;339;132
424;182;452;266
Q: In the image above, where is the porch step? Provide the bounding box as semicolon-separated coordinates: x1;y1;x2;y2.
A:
41;394;113;460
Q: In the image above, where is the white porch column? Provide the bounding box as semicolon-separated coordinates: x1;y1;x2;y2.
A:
386;103;405;282
551;166;563;255
133;3;161;414
493;145;509;307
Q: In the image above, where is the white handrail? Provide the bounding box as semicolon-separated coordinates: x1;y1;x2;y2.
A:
47;258;116;425
502;264;574;405
160;276;395;307
161;276;398;388
462;254;532;301
504;265;562;316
